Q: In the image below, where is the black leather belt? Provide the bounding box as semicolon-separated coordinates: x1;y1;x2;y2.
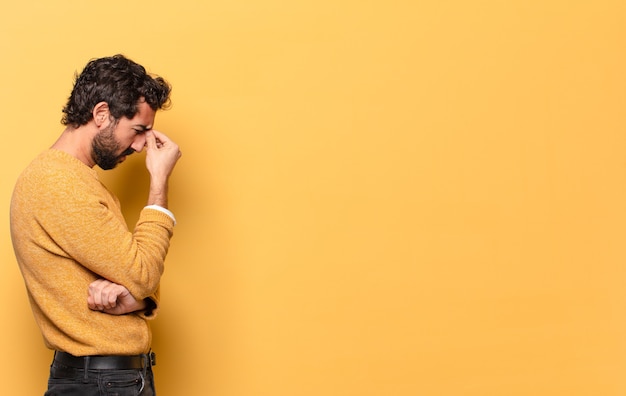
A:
54;351;156;370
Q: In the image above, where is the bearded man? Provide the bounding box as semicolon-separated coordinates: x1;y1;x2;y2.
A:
10;54;181;396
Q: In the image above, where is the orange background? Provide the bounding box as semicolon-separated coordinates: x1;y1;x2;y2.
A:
1;1;626;395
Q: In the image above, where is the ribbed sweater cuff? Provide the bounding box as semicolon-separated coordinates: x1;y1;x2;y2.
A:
144;205;176;225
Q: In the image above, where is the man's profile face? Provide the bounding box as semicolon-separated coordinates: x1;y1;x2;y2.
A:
91;101;156;170
92;122;134;170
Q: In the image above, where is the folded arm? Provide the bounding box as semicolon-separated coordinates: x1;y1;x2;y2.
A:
88;279;157;316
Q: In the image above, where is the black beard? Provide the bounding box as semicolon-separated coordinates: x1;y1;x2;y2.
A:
92;124;134;170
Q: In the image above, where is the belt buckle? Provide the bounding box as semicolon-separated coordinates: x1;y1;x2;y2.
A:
149;351;157;366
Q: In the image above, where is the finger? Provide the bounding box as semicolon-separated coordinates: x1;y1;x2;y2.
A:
105;284;121;309
152;130;173;149
101;283;118;309
87;283;97;310
89;279;110;310
100;285;112;309
145;131;158;150
150;129;168;142
87;295;97;310
93;292;104;310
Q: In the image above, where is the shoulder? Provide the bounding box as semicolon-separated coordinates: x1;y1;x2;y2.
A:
18;149;95;183
13;149;104;205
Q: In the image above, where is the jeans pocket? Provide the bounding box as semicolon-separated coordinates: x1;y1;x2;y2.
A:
101;371;144;396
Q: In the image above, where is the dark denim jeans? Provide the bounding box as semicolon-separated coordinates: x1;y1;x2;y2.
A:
44;360;156;396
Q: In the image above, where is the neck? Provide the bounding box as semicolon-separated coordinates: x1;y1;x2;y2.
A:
52;125;98;168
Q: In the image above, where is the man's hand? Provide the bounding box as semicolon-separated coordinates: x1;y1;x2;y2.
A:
88;279;146;315
145;130;181;208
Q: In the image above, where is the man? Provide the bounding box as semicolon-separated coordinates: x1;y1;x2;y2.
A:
10;54;181;395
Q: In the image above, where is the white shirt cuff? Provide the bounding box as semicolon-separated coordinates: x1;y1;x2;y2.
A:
144;205;177;225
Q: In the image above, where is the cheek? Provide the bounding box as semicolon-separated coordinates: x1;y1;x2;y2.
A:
120;132;138;146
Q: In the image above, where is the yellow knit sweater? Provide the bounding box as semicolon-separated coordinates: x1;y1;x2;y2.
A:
10;149;175;356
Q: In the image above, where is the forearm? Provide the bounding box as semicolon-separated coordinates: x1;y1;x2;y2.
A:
147;178;169;208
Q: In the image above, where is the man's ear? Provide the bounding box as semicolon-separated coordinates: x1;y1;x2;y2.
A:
92;102;112;129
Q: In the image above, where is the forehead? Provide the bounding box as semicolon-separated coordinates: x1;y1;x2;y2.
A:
125;100;156;127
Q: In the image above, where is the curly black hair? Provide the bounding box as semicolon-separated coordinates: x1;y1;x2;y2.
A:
61;55;171;128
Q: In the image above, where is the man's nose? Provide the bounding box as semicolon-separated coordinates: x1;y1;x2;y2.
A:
131;134;147;153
